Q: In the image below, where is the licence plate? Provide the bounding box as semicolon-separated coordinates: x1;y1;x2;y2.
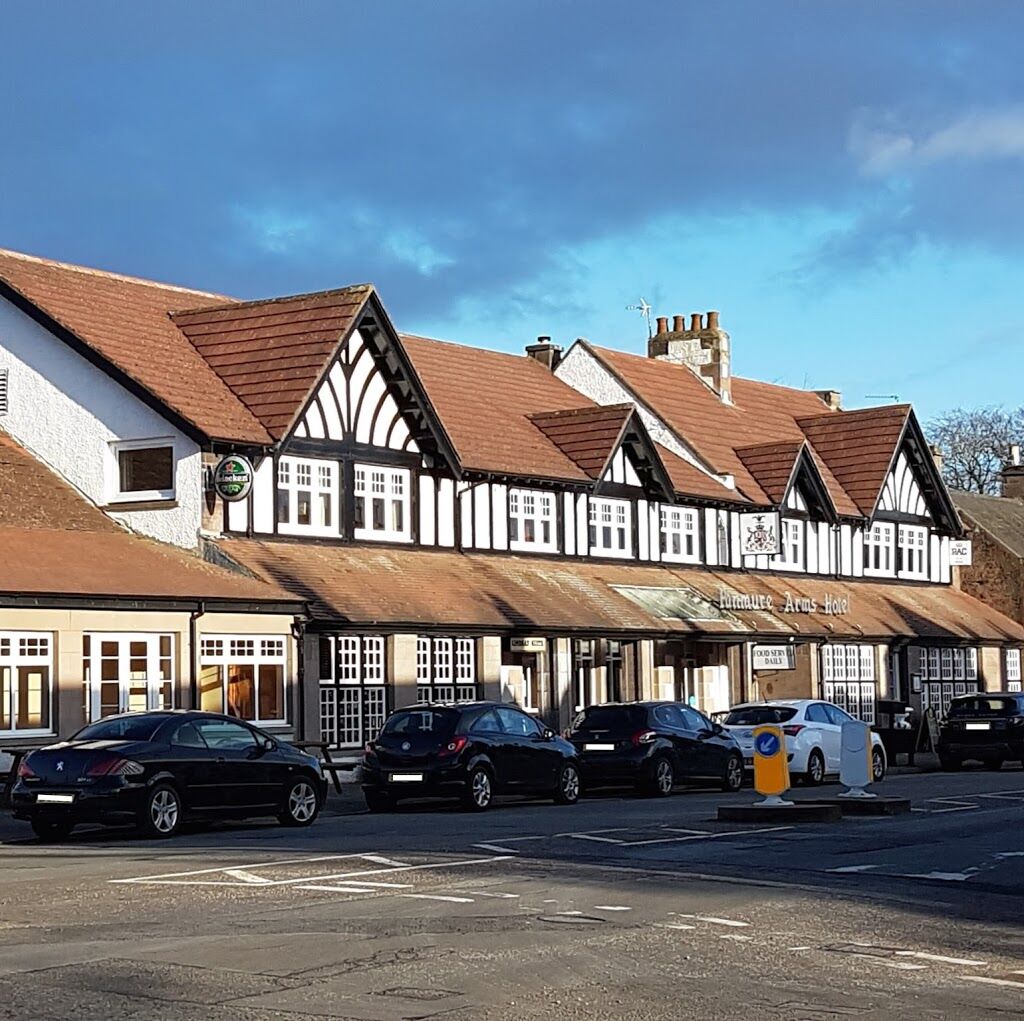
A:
965;722;990;731
36;793;75;804
389;773;424;783
585;743;616;752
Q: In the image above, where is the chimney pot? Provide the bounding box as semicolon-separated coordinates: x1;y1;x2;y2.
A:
690;313;703;332
707;310;720;330
656;316;668;335
525;336;563;371
672;315;685;333
1012;443;1021;467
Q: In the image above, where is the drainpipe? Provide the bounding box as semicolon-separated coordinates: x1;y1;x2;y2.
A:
189;601;206;709
291;614;309;740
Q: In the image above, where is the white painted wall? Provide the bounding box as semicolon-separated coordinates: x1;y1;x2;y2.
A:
0;296;202;548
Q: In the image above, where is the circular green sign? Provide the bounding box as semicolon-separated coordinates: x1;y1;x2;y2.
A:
213;455;254;502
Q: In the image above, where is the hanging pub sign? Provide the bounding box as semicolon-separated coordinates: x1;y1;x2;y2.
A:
753;645;796;671
739;511;781;556
949;540;973;566
510;637;547;653
212;454;254;502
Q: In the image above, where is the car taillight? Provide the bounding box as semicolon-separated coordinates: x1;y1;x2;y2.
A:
85;756;145;777
632;729;657;747
16;759;36;779
364;741;377;755
782;725;805;737
438;736;468;758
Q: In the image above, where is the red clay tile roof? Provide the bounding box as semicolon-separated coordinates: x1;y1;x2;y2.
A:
401;334;594;481
0;248;270;444
735;441;804;505
797;405;910;516
172;286;373;440
219;538;1024;642
528;404;635;479
0;432;298;603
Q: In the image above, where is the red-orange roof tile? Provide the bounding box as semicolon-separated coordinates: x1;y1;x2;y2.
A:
528;404;635;479
735;440;804;505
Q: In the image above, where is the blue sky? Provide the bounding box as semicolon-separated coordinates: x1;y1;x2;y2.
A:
2;2;1023;421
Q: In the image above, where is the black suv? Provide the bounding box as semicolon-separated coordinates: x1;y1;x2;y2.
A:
568;701;744;796
361;702;581;811
938;693;1024;770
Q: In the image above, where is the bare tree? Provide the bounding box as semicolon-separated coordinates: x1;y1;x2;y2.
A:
928;407;1024;494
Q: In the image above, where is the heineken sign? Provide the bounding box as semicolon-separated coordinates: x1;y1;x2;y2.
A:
213;455;254;502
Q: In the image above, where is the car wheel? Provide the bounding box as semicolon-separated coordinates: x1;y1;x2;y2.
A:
803;749;825;787
871;747;886;783
30;817;73;842
644;756;675;797
279;777;321;827
721;753;744;793
554;763;581;805
938;753;962;771
138;783;182;839
462;766;493;811
364;789;396;813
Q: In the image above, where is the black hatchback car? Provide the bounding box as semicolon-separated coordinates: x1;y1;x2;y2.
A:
938;693;1024;770
361;702;581;811
568;701;744;796
11;710;327;841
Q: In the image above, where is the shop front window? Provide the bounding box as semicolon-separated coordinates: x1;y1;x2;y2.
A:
0;633;52;734
84;633;173;721
821;643;876;723
1007;648;1022;692
319;635;387;747
199;636;287;725
417;636;477;702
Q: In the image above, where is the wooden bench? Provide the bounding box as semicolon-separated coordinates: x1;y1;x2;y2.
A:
289;740;357;795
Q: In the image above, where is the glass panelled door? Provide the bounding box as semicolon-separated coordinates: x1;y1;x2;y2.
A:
86;634;174;719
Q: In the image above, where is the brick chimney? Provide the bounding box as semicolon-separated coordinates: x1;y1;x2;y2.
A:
815;389;842;412
648;310;731;403
1002;444;1024;499
525;335;563;371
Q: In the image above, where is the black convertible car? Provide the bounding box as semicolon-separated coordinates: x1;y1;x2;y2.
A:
10;710;327;841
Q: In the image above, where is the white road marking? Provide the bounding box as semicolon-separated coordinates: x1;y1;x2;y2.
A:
593;905;632;911
900;871;972;882
895;951;987;967
827;865;880;874
472;843;520;854
656;923;696;931
788;946;812;951
565;833;625;844
879;961;928;971
298;885;383;894
719;933;753;942
402;893;475;904
111;852;380;884
554;911;584;916
223;869;274;884
959;975;1024;989
359;854;412;867
464;890;520;899
673;914;750;928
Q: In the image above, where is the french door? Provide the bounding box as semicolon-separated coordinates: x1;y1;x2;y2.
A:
86;634;174;720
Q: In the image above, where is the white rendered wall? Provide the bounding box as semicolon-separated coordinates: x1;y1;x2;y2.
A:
0;296;202;548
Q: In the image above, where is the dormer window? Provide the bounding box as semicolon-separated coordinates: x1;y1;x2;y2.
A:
509;488;557;552
589;497;631;558
354;464;411;542
864;522;895;576
898;524;928;579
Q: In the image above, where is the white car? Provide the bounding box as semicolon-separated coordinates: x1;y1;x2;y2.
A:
720;699;886;785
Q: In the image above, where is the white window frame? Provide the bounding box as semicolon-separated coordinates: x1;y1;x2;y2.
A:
319;636;387;748
199;634;288;726
774;518;805;571
1007;649;1022;684
85;633;175;721
417;636;478;702
508;488;558;553
588;497;632;558
820;643;877;722
107;437;176;503
897;523;929;579
0;632;54;736
659;506;699;563
276;456;338;536
863;522;895;576
354;464;412;543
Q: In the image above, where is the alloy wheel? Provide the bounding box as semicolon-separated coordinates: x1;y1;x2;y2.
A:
655;758;674;795
872;748;885;782
472;769;492;808
561;765;580;802
288;781;318;823
725;755;744;792
151;789;179;834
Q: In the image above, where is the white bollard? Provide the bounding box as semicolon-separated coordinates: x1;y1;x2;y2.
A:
838;719;876;799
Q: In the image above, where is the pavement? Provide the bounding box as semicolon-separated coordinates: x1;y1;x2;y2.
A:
4;766;1024;1019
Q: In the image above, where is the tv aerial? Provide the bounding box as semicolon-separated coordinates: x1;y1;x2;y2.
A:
627;297;653;338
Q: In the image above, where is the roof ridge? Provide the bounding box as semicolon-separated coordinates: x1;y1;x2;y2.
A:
0;246;233;301
173;283;374;319
528;403;632;422
798;404;911;426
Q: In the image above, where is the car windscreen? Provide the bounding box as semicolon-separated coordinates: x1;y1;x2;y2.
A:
74;716;166;742
723;706;798;726
947;697;1021;718
572;705;647;733
379;708;459;745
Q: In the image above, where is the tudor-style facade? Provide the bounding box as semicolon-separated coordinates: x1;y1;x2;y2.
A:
2;246;1022;755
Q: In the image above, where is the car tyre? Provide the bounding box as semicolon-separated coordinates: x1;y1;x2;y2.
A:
364;789;396;813
279;776;321;827
644;756;675;797
803;749;826;787
938;753;962;771
30;817;74;842
721;753;744;793
138;783;182;839
554;762;581;805
462;766;494;811
871;747;886;783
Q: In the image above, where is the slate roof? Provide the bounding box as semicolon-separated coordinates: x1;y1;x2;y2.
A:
952;491;1024;560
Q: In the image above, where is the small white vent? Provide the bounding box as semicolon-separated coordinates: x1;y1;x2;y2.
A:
0;368;8;416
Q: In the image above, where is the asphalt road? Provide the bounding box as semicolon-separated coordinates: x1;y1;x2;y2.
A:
4;768;1024;1020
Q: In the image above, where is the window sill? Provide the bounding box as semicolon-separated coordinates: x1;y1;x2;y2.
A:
104;498;178;512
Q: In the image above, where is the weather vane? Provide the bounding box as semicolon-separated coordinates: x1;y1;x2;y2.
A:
627;297;653;339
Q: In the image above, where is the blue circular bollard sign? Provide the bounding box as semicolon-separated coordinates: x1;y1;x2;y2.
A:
754;730;780;757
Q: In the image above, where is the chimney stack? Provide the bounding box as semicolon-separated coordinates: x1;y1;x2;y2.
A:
814;389;842;412
1002;444;1024;499
647;309;731;404
929;443;944;474
525;335;563;371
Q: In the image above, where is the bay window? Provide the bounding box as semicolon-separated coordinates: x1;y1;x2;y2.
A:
354;464;411;542
660;506;699;562
276;456;337;535
509;489;557;552
898;524;928;579
775;519;804;570
589;497;631;557
864;522;894;576
0;632;52;734
200;635;287;725
84;633;174;720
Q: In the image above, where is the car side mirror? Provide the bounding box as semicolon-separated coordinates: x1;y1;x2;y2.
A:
712;722;725;736
541;728;555;741
262;737;275;752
